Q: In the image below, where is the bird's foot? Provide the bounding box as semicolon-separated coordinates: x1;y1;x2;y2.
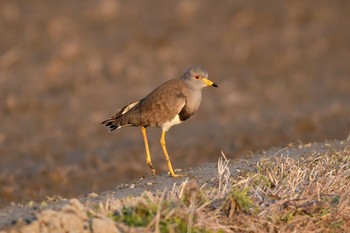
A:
147;162;157;177
151;169;157;177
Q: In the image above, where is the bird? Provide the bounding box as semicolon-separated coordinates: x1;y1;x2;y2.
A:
101;66;218;177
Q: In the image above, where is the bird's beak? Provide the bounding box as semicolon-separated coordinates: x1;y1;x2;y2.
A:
202;78;218;88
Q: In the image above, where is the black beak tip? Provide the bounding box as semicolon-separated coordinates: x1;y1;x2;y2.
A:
212;83;218;88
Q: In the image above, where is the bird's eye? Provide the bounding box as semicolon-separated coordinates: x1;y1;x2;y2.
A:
195;75;200;80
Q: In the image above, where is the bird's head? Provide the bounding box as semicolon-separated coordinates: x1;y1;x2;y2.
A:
181;66;218;89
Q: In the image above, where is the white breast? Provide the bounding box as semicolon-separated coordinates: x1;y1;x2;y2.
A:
160;115;182;132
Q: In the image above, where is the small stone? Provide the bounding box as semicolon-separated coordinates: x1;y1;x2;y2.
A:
86;192;98;198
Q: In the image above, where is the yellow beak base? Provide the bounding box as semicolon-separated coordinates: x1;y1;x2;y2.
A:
202;78;218;87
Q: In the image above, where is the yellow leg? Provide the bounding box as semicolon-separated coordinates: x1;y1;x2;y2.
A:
160;130;185;177
141;127;156;176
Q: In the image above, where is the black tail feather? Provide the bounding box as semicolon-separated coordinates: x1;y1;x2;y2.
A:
101;118;119;131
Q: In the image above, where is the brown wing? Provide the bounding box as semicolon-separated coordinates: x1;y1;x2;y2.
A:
101;79;187;130
136;79;187;127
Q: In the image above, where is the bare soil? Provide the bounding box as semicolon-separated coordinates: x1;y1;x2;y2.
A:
0;0;349;210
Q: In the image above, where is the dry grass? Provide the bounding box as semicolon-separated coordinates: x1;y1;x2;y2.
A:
227;146;350;232
9;145;350;233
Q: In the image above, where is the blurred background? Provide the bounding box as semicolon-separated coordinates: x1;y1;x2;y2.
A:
0;0;349;207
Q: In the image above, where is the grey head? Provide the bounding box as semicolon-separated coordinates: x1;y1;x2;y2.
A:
180;66;218;89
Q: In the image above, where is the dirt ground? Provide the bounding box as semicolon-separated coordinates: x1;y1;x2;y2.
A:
0;0;349;208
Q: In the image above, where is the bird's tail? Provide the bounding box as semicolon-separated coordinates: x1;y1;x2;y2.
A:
101;100;140;131
101;117;121;131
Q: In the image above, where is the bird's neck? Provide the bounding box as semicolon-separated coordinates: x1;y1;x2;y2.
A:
183;88;202;113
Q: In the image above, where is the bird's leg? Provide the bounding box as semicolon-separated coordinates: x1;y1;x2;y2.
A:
141;127;156;176
160;130;185;178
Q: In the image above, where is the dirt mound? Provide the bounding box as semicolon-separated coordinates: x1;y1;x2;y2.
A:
1;139;349;232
